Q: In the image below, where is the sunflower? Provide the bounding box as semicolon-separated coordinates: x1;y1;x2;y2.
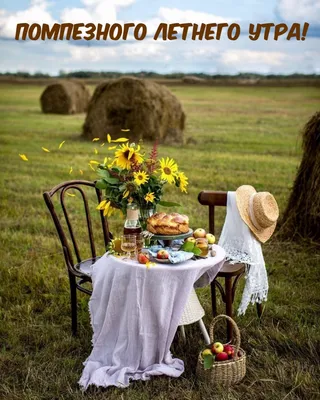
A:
144;192;155;203
159;157;178;184
177;171;188;193
134;170;149;186
114;144;143;170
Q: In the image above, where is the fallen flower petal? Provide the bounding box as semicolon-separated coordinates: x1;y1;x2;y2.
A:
92;138;100;142
59;140;66;149
42;147;50;152
19;154;28;161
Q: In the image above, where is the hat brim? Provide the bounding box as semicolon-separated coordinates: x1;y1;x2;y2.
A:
235;185;277;243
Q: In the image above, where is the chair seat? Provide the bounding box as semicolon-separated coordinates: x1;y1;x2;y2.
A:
217;261;245;278
179;288;205;326
74;257;101;277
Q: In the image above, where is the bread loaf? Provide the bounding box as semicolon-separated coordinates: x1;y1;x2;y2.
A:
147;212;189;235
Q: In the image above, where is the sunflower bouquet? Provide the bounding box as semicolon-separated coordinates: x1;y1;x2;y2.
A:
95;136;188;218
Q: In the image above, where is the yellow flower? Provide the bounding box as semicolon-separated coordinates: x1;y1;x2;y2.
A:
19;154;28;161
159;157;178;184
114;143;143;170
177;171;188;193
145;192;155;203
134;170;149;186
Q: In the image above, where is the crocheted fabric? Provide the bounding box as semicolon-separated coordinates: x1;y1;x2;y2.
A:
218;191;268;315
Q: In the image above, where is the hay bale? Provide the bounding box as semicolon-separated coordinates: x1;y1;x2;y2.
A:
82;77;185;144
182;76;205;84
40;81;90;114
281;111;320;242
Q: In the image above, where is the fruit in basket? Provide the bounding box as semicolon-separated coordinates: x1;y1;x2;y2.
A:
201;349;213;358
206;233;216;244
224;344;235;359
215;352;229;362
212;342;224;354
194;228;207;238
185;236;196;244
138;253;150;264
157;249;169;259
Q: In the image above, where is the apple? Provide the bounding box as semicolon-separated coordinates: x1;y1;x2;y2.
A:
138;253;150;264
185;237;196;244
193;228;207;238
206;233;216;244
215;352;229;362
201;349;212;358
195;238;208;249
211;342;224;354
223;345;234;359
157;249;169;259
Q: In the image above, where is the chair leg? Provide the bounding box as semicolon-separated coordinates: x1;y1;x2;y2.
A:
198;319;211;345
69;274;77;336
256;302;263;319
225;276;233;342
211;281;217;317
179;325;186;343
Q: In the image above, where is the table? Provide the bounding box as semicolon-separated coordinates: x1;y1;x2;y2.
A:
79;245;225;390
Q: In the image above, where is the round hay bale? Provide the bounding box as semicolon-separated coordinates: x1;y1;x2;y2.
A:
40;81;90;115
183;76;205;84
82;77;185;144
281;111;320;242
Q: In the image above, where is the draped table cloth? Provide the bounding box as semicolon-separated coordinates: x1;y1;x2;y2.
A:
79;244;225;390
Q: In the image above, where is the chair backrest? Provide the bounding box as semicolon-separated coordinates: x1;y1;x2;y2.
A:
198;191;227;235
43;180;111;268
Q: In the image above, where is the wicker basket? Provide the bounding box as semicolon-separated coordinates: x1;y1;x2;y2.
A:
196;314;246;386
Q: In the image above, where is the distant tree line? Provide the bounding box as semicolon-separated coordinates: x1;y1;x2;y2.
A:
0;70;319;79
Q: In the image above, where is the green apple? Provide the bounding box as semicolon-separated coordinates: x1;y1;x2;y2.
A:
206;233;216;244
185;236;196;244
202;349;212;357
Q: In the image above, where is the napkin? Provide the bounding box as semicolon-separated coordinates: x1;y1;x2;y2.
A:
147;245;193;264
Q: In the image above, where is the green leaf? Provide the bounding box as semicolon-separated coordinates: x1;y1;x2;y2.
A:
95;179;108;189
158;201;181;207
203;354;214;370
192;247;202;255
181;241;195;252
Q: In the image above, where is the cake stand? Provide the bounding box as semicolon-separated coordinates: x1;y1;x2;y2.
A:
148;229;193;247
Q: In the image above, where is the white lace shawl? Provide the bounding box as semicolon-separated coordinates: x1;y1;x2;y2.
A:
218;191;268;315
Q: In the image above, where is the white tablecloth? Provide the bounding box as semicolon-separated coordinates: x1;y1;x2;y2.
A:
79;245;225;390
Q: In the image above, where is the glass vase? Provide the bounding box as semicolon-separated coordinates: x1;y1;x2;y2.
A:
139;205;156;231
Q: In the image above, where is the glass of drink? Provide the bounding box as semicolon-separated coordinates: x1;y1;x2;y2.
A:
121;235;136;259
136;233;145;254
195;238;209;257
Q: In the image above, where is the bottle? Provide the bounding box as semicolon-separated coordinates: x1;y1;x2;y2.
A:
123;203;142;236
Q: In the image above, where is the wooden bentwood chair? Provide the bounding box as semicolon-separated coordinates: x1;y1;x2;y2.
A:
198;191;263;341
43;180;112;335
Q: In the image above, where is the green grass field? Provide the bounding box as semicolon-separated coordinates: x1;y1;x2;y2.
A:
0;83;320;400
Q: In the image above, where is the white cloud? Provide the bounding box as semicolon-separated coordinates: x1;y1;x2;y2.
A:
157;7;231;24
0;0;55;39
277;0;320;24
220;50;288;72
61;0;135;24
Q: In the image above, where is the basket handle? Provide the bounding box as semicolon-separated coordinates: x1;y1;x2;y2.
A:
209;314;241;358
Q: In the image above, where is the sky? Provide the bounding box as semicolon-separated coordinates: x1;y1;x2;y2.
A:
0;0;319;75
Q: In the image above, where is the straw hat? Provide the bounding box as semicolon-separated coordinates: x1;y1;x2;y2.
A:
235;185;279;243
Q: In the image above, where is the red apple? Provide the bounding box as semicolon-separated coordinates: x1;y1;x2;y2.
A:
193;228;207;238
138;253;150;264
215;352;229;362
157;249;169;259
211;342;224;354
223;345;234;359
